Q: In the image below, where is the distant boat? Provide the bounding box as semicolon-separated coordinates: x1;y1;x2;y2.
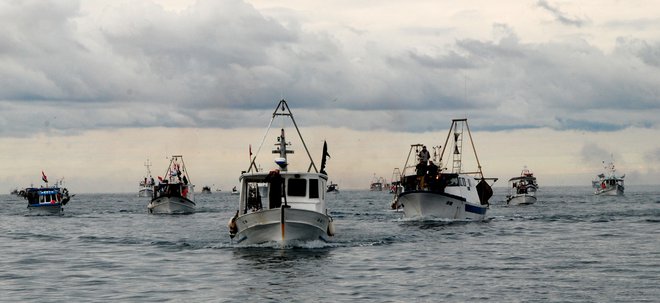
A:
138;159;155;197
24;172;72;215
148;155;196;214
227;99;335;245
201;186;212;194
370;174;384;191
326;181;339;193
506;167;538;205
392;119;496;220
592;157;624;196
230;186;239;195
389;168;402;194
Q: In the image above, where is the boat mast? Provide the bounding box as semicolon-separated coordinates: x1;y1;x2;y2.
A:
273;100;318;173
248;99;319;173
144;159;152;177
438;118;485;178
273;128;294;172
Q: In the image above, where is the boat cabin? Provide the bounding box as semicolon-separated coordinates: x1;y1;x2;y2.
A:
152;181;194;200
24;188;67;205
509;176;538;195
401;172;485;204
238;171;327;215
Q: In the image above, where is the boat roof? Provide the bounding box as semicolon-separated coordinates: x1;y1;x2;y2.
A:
240;171;328;182
508;176;536;182
24;187;63;195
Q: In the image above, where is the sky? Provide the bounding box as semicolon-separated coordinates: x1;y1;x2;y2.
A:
1;0;659;193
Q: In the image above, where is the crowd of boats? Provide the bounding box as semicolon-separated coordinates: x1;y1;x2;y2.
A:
10;99;626;246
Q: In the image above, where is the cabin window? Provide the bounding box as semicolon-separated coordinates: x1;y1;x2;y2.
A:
459;178;466;186
288;178;307;197
309;179;319;198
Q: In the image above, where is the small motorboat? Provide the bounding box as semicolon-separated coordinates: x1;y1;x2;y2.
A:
148;155;196;214
506;167;538;205
138;159;155;197
24;172;72;215
592;157;624;196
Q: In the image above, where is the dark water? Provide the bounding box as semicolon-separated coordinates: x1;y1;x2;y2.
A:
1;186;658;302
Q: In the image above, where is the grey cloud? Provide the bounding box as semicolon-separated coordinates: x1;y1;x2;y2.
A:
644;148;660;163
536;0;590;27
614;37;660;67
580;142;612;164
2;1;660;137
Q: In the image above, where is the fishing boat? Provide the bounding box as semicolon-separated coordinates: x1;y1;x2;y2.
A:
326;182;339;193
389;168;402;194
592;158;624;196
147;155;196;214
201;186;212;194
230;186;239;195
370;174;384;191
506;167;538;205
138;159;155;197
392;119;496;220
227;99;335;245
24;172;72;215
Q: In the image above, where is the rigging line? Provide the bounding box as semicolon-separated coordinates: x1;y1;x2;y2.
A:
248;114;276;172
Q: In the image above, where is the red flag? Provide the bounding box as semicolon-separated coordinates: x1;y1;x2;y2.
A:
41;171;48;183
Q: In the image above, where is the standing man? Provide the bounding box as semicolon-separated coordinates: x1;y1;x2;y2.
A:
419;146;431;164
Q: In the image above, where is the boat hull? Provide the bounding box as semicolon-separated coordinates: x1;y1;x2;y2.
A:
138;187;153;197
235;207;331;245
148;196;195;214
595;185;624;196
507;194;537;205
27;203;63;215
397;191;488;220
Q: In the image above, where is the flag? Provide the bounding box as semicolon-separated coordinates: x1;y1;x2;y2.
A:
249;144;252;157
320;140;330;175
41;171;48;183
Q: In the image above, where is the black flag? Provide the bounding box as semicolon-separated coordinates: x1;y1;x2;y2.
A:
320;140;330;175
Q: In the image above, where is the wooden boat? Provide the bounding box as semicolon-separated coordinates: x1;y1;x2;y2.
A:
392;119;496;220
148;155;196;214
228;99;335;245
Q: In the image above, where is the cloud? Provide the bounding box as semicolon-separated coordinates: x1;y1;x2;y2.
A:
645;148;660;163
1;0;660;138
536;0;590;27
579;142;613;164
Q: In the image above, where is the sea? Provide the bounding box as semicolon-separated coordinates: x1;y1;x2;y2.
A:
1;186;658;302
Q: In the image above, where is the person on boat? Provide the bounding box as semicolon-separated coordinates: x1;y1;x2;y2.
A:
418;146;430;164
416;159;427;190
266;169;283;209
426;161;438;191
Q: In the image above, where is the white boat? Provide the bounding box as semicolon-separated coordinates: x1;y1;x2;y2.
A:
592;158;624;196
230;186;240;195
392;119;496;220
24;173;73;215
138;159;155;197
370;174;384;191
389;168;402;194
227;99;335;245
326;181;339;193
506;167;538;205
148;155;196;214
